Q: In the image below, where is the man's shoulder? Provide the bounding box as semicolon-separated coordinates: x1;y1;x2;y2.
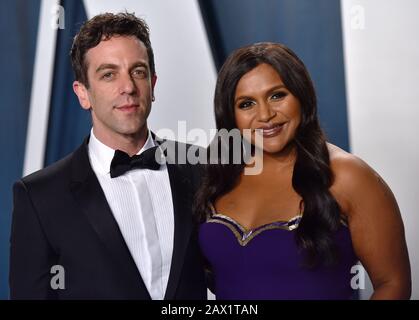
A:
19;141;87;190
22;153;72;185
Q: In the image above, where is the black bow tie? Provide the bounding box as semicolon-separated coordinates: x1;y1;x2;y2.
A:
110;146;161;178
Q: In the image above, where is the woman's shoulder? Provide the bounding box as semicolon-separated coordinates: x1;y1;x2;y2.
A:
327;143;390;216
327;143;372;179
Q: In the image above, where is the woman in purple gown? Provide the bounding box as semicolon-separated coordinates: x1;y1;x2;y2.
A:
194;42;411;300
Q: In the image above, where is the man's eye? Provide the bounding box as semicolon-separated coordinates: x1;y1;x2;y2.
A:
238;100;254;109
102;72;114;80
271;92;287;100
132;69;147;78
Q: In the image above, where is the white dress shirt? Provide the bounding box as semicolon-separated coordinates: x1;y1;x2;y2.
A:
88;129;174;300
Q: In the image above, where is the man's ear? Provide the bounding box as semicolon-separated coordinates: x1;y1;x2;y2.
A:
151;74;157;101
73;81;91;110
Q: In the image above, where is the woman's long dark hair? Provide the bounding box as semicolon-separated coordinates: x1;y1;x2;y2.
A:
194;42;342;267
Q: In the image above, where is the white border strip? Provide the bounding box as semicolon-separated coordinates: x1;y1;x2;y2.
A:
23;0;59;176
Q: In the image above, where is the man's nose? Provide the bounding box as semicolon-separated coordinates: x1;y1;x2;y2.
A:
119;73;137;95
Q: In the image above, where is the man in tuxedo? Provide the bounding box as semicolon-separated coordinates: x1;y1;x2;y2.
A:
9;12;206;299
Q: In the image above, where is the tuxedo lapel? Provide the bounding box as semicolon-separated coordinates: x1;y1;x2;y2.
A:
164;162;194;300
69;137;151;299
154;136;195;300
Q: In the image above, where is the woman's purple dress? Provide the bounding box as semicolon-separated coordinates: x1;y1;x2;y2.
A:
199;213;359;299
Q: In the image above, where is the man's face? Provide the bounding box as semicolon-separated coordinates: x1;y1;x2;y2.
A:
73;35;156;141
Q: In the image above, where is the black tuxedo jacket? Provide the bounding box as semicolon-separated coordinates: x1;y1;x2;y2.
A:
9;136;206;299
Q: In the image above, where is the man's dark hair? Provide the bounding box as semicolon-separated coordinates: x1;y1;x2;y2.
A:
70;12;155;88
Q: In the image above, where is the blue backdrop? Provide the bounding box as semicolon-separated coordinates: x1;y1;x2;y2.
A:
0;0;40;299
45;0;90;166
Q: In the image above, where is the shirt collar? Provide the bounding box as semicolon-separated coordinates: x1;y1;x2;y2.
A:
88;128;156;175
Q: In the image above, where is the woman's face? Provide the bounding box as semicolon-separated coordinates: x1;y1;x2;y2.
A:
234;63;301;155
